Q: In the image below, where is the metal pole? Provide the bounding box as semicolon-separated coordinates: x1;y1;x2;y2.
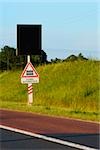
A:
27;55;30;63
27;55;33;105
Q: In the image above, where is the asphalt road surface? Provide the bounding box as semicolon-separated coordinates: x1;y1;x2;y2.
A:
0;128;78;150
0;109;99;150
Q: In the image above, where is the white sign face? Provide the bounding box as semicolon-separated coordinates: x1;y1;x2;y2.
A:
21;77;39;84
21;62;39;84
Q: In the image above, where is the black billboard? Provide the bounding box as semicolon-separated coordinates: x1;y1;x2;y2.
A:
17;24;42;55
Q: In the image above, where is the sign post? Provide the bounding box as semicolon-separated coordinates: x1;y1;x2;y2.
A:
27;55;33;105
21;55;39;105
28;83;33;105
17;24;41;105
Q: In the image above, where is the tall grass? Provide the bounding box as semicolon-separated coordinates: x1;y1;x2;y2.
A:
0;60;99;121
35;61;99;112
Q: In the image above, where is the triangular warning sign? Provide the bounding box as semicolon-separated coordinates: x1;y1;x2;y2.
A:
21;62;39;78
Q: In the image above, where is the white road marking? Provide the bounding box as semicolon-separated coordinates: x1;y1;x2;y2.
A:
0;125;97;150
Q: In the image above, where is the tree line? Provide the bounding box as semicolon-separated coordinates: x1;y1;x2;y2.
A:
50;53;88;63
0;45;88;71
0;46;48;71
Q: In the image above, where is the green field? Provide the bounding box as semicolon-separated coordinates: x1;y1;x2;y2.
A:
0;60;100;121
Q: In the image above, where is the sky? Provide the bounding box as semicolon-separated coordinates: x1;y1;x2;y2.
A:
0;0;99;60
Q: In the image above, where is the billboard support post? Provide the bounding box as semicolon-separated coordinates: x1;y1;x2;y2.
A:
27;55;33;105
18;25;41;105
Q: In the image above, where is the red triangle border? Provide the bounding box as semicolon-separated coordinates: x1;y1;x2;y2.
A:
21;62;39;78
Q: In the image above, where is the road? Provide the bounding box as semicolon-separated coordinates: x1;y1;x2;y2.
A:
0;128;78;150
0;109;99;149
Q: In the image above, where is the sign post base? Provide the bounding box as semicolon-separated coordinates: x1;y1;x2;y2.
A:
28;83;33;105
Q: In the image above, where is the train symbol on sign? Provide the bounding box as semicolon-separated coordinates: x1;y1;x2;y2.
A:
26;70;33;76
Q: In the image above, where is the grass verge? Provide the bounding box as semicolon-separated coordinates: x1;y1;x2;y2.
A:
0;60;100;121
